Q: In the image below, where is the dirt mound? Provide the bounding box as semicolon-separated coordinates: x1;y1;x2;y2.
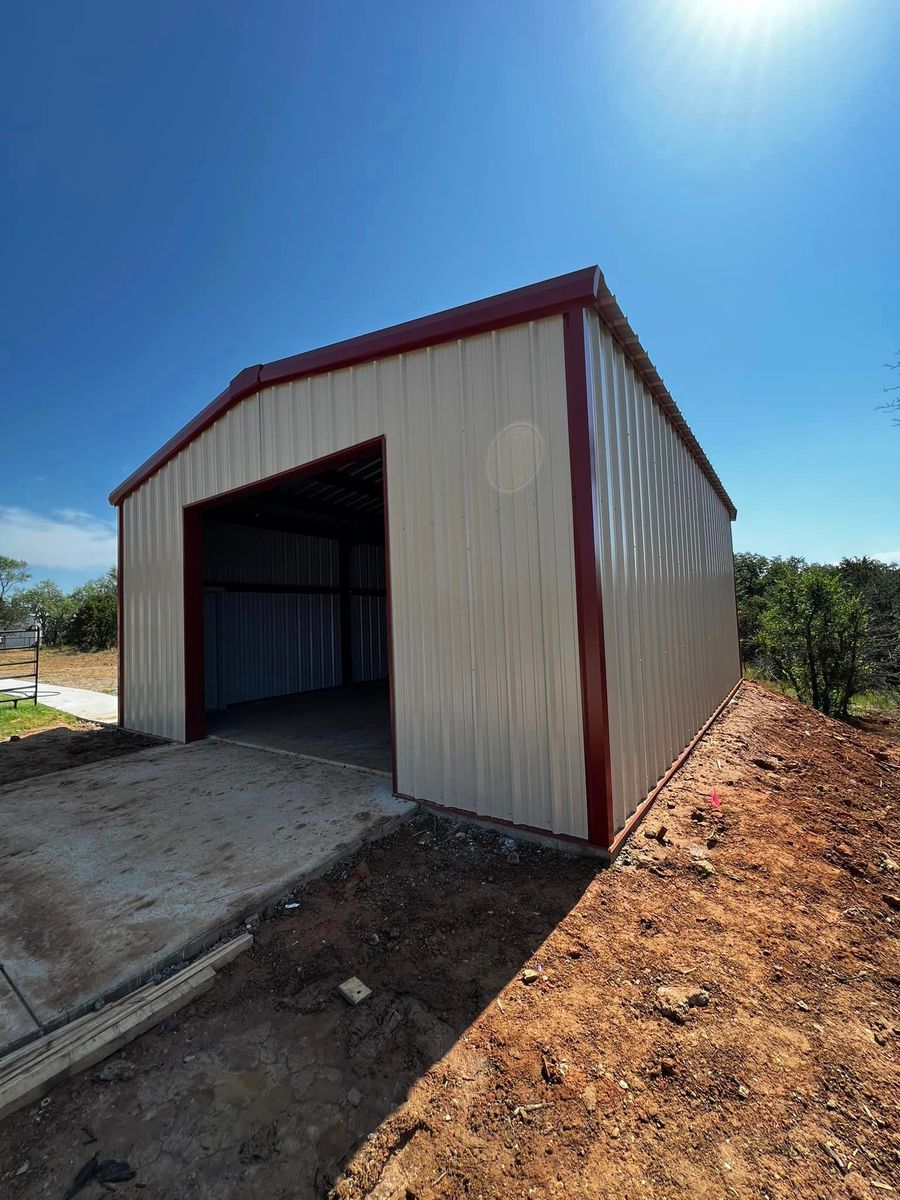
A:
334;683;900;1199
2;683;897;1199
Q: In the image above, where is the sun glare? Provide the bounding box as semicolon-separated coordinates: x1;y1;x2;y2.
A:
683;0;818;37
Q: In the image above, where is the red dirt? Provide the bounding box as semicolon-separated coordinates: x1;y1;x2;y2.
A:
2;682;898;1199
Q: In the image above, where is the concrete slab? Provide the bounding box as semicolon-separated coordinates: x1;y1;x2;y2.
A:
0;677;118;724
207;680;391;773
0;973;40;1053
0;739;414;1044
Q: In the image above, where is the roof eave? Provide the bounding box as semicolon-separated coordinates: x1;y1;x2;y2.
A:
109;265;736;520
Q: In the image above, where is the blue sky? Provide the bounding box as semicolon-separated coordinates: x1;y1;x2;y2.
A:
2;0;898;590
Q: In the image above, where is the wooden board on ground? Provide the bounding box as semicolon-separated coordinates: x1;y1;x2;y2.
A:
0;933;252;1122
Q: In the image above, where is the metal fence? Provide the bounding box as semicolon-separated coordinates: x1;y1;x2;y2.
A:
0;627;41;708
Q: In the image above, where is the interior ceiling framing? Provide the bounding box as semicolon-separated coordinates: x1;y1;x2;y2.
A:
203;454;385;543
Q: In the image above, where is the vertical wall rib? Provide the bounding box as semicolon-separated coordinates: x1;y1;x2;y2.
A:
586;310;740;834
121;316;588;839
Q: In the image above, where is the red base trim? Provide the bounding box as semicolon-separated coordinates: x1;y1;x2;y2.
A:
395;791;609;858
398;680;742;859
605;679;744;860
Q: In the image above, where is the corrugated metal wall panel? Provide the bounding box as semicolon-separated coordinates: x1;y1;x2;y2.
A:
586;310;740;834
351;596;388;682
350;543;385;590
219;592;340;703
121;316;587;839
202;523;339;587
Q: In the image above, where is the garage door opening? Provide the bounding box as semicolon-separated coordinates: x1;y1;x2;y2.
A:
183;440;393;777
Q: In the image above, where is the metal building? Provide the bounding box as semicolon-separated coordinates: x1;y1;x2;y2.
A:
110;266;740;856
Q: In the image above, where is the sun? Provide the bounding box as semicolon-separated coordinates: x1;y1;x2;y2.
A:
682;0;818;36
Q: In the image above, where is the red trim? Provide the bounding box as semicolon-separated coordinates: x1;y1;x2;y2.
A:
110;269;601;506
563;308;615;848
183;505;204;741
605;679;743;859
183;437;386;514
110;267;736;521
379;437;399;797
116;510;124;729
180;437;393;748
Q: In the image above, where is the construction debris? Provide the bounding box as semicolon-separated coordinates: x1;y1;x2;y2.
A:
0;933;252;1121
338;977;372;1006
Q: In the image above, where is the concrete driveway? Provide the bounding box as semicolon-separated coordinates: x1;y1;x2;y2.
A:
0;677;118;723
0;740;414;1055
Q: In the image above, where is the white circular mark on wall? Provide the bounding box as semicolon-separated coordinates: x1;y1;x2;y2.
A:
486;422;545;495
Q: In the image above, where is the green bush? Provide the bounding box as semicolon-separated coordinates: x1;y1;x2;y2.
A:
759;564;869;717
66;570;117;651
735;552;899;715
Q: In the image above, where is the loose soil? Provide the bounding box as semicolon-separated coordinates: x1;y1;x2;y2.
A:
0;649;127;776
2;683;898;1199
39;648;117;694
0;723;161;786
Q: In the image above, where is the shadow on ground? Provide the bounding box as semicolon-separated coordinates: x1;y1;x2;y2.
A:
0;725;161;786
0;812;598;1198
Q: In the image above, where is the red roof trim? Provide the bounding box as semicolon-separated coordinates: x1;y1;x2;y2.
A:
109;265;736;518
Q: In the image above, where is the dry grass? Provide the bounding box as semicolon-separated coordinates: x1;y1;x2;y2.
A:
39;648;117;693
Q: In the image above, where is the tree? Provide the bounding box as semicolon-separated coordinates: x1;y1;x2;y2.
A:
0;556;31;629
733;552;770;665
836;556;900;694
66;568;117;651
734;553;805;668
759;563;870;717
880;354;900;424
17;580;75;647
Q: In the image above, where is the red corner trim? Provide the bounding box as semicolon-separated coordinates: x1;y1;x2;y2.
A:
563;307;615;848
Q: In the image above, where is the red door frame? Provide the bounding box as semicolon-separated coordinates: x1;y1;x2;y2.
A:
181;435;398;794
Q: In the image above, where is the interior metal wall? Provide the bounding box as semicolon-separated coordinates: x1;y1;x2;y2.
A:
120;316;588;839
216;592;341;703
201;523;386;705
585;310;741;835
349;544;388;682
203;523;338;588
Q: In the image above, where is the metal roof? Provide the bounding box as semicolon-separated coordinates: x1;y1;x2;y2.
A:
109;266;736;519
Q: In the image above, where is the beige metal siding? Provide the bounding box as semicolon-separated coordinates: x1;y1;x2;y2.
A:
585;310;740;834
121;316;588;838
